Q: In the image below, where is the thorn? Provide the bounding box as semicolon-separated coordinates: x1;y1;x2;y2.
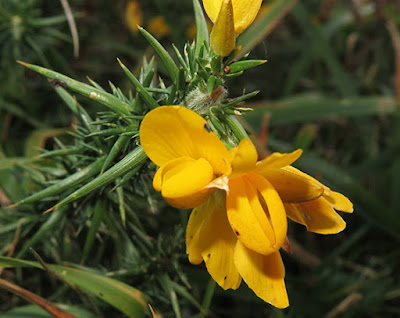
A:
43;206;56;214
5;203;18;209
16;60;28;67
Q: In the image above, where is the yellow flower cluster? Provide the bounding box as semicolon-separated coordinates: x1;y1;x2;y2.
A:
140;106;353;308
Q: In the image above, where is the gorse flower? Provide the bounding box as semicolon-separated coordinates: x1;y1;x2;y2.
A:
140;106;353;307
203;0;263;56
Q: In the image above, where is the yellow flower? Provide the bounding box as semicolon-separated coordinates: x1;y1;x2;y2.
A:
203;0;263;56
140;106;353;307
203;0;263;33
147;16;170;39
125;1;143;34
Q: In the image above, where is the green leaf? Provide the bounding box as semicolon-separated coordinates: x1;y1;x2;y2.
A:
227;60;266;74
24;128;69;158
236;0;297;59
0;304;96;318
49;146;147;211
18;61;133;118
244;95;397;132
291;3;357;97
193;0;209;57
81;200;106;264
11;156;106;207
0;157;43;171
138;27;179;85
118;59;159;110
0;257;148;318
16;206;67;258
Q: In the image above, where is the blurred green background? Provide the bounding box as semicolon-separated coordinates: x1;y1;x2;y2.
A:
1;0;400;317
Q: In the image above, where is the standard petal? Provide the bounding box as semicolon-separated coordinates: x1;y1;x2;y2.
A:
234;241;289;308
155;157;214;209
226;174;287;255
203;0;263;33
262;168;324;203
210;0;235;57
255;149;302;174
186;192;241;289
140;106;230;175
285;197;346;234
229;138;258;178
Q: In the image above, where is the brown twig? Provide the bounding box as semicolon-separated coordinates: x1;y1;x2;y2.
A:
0;278;76;318
0;219;23;277
323;292;362;318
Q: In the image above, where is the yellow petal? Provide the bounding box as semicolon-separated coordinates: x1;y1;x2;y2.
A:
125;1;142;34
229;138;258;178
203;0;263;33
210;0;236;57
262;168;324;203
283;166;353;213
255;149;302;174
186;192;242;289
140;106;231;175
154;157;214;209
285;197;346;234
226;174;287;255
147;16;170;39
324;191;353;213
234;241;289;308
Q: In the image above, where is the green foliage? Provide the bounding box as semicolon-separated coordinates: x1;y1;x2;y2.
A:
1;0;400;317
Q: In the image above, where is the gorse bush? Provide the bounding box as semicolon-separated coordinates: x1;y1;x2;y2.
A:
1;0;400;317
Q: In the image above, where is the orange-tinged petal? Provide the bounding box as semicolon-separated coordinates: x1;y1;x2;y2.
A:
186;192;241;289
262;168;324;203
229;138;258;178
210;0;235;57
285;197;346;234
203;0;263;33
324;191;354;213
249;173;287;250
226;174;287;255
140;106;230;175
154;157;214;209
125;1;142;34
282;166;353;213
234;241;289;308
255;149;302;173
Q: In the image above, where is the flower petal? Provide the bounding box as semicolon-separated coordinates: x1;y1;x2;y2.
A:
324;191;354;213
262;168;324;203
140;106;230;175
210;0;236;57
234;241;289;308
229;138;258;178
282;166;353;213
285;197;346;234
186;192;241;289
203;0;263;33
255;149;302;174
226;174;287;255
154;157;214;209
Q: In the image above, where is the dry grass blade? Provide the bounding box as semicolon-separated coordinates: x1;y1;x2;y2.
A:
324;292;363;318
0;277;76;318
60;0;79;58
